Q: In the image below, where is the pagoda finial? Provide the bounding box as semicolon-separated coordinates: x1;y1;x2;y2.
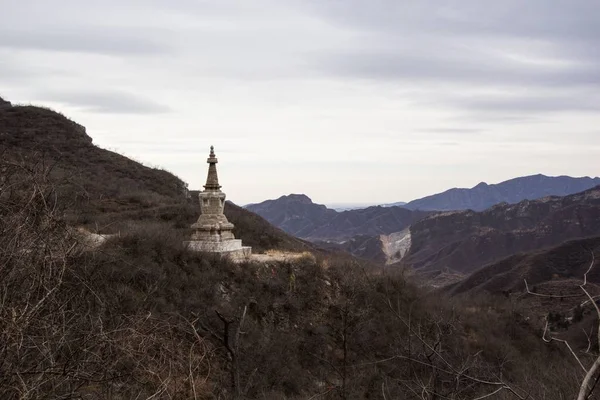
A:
204;145;221;190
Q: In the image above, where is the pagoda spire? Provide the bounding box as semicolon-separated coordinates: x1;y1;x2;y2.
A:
204;145;221;191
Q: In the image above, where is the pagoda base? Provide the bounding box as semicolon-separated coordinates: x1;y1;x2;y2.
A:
184;239;252;258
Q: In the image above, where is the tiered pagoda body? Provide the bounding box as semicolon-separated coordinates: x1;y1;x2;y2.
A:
186;146;251;257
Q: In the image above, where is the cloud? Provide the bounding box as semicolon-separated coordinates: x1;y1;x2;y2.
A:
449;93;600;114
0;27;173;56
36;90;171;114
302;0;600;118
301;0;600;48
416;128;484;135
1;0;599;203
0;60;32;81
316;49;600;89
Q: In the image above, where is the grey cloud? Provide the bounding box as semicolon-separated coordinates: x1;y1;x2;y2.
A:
304;0;600;91
298;0;600;122
438;142;460;146
0;27;173;56
450;94;600;114
318;49;600;88
0;61;32;81
416;128;483;134
303;0;600;45
0;56;76;83
37;90;171;114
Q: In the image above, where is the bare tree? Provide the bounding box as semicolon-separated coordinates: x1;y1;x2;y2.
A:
525;250;600;399
0;160;214;399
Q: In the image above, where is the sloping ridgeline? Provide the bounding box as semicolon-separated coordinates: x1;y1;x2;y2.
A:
0;99;311;253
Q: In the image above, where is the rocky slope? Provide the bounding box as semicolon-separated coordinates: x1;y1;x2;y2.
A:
246;194;431;240
446;236;600;296
403;174;600;211
404;187;600;274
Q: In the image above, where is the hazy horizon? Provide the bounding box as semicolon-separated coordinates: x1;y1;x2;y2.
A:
242;173;600;207
2;0;599;205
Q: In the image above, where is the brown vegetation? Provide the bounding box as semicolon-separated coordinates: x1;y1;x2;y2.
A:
0;161;590;399
2;101;599;398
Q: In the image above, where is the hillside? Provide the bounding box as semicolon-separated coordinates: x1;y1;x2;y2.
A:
447;236;600;296
0;102;187;215
403;174;600;211
246;194;431;240
0;100;312;254
0;96;596;398
314;234;388;263
404;187;600;274
2;171;581;398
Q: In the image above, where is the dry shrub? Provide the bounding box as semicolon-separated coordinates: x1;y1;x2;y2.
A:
0;161;214;399
0;159;589;399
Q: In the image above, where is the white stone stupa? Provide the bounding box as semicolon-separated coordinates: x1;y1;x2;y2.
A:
185;146;251;257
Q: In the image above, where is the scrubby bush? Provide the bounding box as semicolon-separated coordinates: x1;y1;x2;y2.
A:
0;160;590;399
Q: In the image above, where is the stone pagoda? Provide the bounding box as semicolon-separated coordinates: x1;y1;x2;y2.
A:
185;146;251;257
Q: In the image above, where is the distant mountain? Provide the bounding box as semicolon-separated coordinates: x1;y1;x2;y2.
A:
403;174;600;211
326;203;378;211
245;194;338;238
404;186;600;275
381;201;407;207
245;194;431;241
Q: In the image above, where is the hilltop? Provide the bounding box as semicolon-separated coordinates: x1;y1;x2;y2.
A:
0;102;186;213
0;95;11;108
0;100;311;254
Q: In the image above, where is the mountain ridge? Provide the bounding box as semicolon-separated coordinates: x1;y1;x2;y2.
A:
404;185;600;275
402;174;600;211
245;194;432;241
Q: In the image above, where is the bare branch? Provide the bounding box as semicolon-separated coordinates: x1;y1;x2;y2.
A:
541;317;586;372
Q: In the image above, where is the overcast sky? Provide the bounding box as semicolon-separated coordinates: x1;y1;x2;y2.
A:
1;0;599;205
